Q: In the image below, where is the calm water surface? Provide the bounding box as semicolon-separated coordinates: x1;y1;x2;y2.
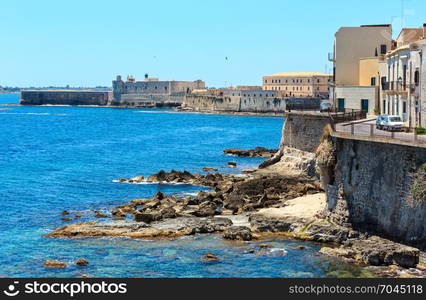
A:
0;94;372;278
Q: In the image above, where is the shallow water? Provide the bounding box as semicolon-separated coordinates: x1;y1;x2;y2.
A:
0;94;373;278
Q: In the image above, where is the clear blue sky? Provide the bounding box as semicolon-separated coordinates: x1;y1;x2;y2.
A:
1;0;426;88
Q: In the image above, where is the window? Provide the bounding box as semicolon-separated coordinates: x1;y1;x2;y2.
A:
415;70;420;86
371;77;376;86
380;44;387;55
265;80;267;83
403;101;407;114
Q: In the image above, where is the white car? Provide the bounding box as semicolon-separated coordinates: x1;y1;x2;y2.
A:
376;115;404;131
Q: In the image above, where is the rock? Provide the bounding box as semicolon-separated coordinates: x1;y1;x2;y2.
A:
258;243;273;248
293;245;306;250
61;217;72;222
74;214;82;219
94;211;108;218
224;148;277;158
227;161;237;167
202;167;218;172
202;252;219;261
223;226;253;241
242;169;256;174
192;202;217;217
80;274;91;278
61;211;70;216
130;175;144;183
76;258;89;266
44;260;67;269
159;207;177;219
134;212;162;223
118;178;127;183
111;208;127;218
46;217;233;240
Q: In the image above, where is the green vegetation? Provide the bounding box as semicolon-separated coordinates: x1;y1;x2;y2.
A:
410;167;426;206
415;127;426;135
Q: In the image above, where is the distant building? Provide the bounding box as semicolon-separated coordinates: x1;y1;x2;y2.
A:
112;75;205;106
262;72;331;98
330;24;393;115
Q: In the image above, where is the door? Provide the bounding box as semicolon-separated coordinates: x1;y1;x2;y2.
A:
338;98;345;112
361;99;369;112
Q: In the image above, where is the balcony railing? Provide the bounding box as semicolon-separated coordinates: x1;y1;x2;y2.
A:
383;81;419;93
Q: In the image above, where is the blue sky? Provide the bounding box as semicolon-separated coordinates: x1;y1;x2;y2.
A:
1;0;426;88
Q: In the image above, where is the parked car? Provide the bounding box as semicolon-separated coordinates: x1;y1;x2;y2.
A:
320;102;333;113
376;115;404;131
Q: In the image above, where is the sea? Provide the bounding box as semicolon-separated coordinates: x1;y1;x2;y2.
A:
0;93;373;278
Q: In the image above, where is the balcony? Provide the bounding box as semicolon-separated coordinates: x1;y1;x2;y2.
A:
383;81;415;95
328;52;335;62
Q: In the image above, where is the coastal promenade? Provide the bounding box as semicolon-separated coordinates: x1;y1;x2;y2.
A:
333;120;426;148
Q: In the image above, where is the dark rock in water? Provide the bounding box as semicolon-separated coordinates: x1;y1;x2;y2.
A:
227;161;237;167
293;245;306;250
134;212;162;223
94;211;108;218
118;178;127;183
76;258;89;266
258;243;273;248
111;208;127;218
224;147;278;158
223;226;253;241
44;260;67;269
202;252;219;261
61;217;72;222
202;167;218;172
61;211;70;216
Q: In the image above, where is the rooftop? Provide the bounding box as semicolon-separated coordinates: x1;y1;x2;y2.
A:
264;72;332;77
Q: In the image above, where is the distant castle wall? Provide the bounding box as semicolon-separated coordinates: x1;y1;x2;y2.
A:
112;75;205;106
20;90;112;106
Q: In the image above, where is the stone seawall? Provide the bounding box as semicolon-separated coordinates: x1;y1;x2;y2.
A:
21;90;112;106
183;95;320;113
321;135;426;249
260;113;331;169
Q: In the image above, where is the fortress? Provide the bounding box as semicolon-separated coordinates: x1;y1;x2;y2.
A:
112;75;205;107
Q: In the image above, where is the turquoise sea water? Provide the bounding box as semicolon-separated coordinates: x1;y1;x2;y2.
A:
0;94;371;278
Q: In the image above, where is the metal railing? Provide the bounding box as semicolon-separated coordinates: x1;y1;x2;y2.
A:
329;109;367;125
383;81;418;93
333;122;426;144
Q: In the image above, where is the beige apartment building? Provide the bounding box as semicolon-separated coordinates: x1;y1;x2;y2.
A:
262;72;331;98
330;24;393;115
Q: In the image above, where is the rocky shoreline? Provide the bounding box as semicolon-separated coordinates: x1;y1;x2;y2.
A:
46;148;426;277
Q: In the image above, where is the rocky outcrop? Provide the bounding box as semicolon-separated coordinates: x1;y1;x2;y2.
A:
113;170;322;220
223;226;253;241
224;147;278;158
46;217;233;239
249;193;421;268
320;237;420;268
